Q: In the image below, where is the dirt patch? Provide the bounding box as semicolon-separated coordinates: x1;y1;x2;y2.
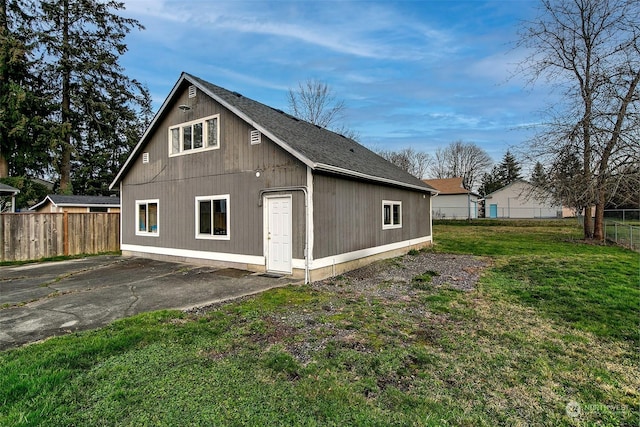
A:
313;252;488;294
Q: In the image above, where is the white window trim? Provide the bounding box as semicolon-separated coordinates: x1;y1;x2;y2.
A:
382;200;402;230
135;199;159;237
195;194;230;240
168;114;220;157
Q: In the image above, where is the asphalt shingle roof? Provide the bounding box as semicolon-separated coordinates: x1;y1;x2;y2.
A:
187;74;434;192
46;195;120;206
111;73;436;193
0;183;20;195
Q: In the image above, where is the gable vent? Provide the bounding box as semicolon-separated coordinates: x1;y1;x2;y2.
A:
142;152;149;164
250;129;261;145
188;85;197;98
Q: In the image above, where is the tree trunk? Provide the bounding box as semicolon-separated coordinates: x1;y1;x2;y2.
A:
0;154;7;177
59;0;71;194
593;193;605;241
0;0;8;178
583;205;593;239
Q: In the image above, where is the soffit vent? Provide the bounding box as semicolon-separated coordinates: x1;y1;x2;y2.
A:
142;152;149;164
188;85;197;98
250;129;261;145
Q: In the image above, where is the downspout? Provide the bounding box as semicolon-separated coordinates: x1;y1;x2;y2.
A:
258;186;309;284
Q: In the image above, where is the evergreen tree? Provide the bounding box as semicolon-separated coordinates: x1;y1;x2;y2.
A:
0;0;51;177
478;167;502;196
33;0;145;193
530;161;548;188
477;151;523;196
498;150;522;184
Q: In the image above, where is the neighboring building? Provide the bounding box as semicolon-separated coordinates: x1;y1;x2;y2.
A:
0;183;20;213
423;177;479;219
110;72;436;282
30;195;120;213
482;180;561;219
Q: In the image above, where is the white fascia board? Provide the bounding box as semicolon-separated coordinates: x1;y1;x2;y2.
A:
55;202;120;208
191;81;317;170
315;163;437;194
109;74;191;190
28;195;55;211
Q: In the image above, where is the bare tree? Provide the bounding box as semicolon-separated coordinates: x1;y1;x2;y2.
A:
287;79;361;141
429;141;493;190
518;0;640;240
377;147;433;179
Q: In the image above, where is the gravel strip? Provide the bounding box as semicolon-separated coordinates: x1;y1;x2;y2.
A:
313;252;488;294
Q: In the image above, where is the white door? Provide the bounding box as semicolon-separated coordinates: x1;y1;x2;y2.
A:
266;196;292;273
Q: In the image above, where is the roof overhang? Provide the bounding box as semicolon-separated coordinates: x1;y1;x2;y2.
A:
315;163;437;193
0;185;20;196
110;72;438;194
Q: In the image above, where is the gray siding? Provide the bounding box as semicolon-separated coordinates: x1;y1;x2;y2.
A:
121;82;307;258
312;173;431;259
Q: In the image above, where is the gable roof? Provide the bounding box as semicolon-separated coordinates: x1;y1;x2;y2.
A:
423;177;479;196
0;183;20;196
29;195;120;211
482;179;532;199
110;72;436;194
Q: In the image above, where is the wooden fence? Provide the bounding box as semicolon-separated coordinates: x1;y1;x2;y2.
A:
0;212;120;262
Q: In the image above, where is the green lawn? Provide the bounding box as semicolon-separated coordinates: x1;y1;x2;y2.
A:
1;220;638;426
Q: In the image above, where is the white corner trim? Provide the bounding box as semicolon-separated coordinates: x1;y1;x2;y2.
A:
309;235;432;270
121;244;265;266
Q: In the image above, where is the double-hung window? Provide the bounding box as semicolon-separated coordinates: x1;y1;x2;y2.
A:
136;199;159;236
169;114;219;156
382;200;402;229
195;195;230;240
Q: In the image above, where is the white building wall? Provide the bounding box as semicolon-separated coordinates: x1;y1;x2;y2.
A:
486;181;561;218
432;194;478;219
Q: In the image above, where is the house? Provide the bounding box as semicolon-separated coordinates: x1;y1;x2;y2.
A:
423;177;479;219
30;195;120;213
110;72;436;283
482;180;561;219
0;183;20;213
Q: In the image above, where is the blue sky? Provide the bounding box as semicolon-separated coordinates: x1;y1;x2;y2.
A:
120;0;550;164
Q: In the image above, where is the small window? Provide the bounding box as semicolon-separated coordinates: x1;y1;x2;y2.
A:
195;195;230;240
169;114;220;156
250;129;261;145
382;200;402;229
136;199;159;236
89;207;108;213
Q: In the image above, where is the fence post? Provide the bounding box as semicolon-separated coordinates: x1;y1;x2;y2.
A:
0;214;4;261
63;211;69;256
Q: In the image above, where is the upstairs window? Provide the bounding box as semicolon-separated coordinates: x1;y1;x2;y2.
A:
382;200;402;230
169;114;219;156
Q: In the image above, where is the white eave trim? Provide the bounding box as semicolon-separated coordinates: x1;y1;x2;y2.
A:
315;163;437;193
192;79;316;170
109;72;438;194
110;74;190;190
110;73;317;190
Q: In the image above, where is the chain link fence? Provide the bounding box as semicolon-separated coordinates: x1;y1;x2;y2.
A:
604;221;639;252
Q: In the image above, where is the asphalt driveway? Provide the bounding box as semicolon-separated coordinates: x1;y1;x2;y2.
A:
0;255;298;351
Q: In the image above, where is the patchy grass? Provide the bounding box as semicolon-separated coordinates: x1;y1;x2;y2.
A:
411;270;440;290
1;221;638;426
